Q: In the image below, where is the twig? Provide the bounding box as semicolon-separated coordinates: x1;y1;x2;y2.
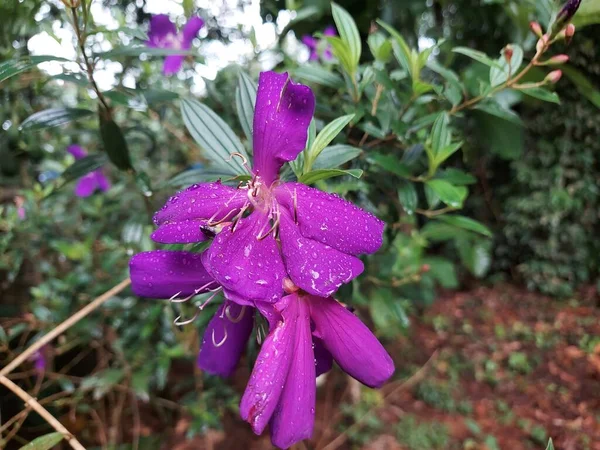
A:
0;278;131;377
0;375;86;450
321;350;439;450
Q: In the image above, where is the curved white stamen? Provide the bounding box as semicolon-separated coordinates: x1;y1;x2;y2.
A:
174;310;199;326
226;152;252;174
212;328;228;347
225;305;246;323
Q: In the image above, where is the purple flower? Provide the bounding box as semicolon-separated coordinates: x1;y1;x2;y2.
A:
240;292;394;449
557;0;581;23
146;14;204;75
129;250;254;377
150;71;384;306
302;25;337;61
67;145;111;198
29;346;48;374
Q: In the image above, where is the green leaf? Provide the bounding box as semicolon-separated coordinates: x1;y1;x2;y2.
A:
436;168;477;185
20;108;94;131
435;215;492;237
235;72;257;142
298;168;362;185
180;98;248;175
367;153;412;178
367;33;392;62
562;65;600;109
434;141;463;167
473;99;523;125
376;20;412;75
312;144;362;170
430;112;451;157
475;112;523;160
398;180;418;215
61;154;108;184
520;87;560;104
546;438;555;450
308;114;354;163
425;257;459;289
99;115;133;171
332;3;361;70
489;44;524;87
324;35;355;76
18;432;64;450
458;239;492;278
0;55;70;83
425;179;467;208
452;47;503;69
293;65;345;89
95;46;195;59
164;167;234;187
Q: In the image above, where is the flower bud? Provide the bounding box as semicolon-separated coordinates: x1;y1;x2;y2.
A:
565;23;576;44
544;70;563;84
536;34;550;54
557;0;582;24
530;21;543;38
503;45;514;63
546;54;570;65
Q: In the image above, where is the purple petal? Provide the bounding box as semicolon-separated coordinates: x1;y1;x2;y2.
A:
278;211;364;297
67;144;87;160
74;173;98;198
240;295;296;434
252;71;315;186
147;14;177;47
309;296;394;388
163;55;185;75
205;212;286;304
323;25;337;37
153;182;247;226
151;220;210;244
270;297;315;449
95;170;110;192
197;301;254;377
301;35;317;50
129;250;215;299
313;337;333;377
276;182;385;256
182;16;204;46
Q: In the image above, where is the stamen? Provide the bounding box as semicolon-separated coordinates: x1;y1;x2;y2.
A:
225;305;246;323
174;310;199;326
172;286;222;326
231;203;250;233
212;328;228;347
227;152;252;174
256;325;264;345
256;205;281;240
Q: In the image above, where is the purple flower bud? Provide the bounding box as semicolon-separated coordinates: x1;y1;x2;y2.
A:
557;0;582;23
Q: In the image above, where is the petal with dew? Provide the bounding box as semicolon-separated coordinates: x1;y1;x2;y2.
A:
270;297;316;449
309;296;394;388
276;182;384;256
205;212;286;304
278;211;363;297
182;16;204;46
252;71;315;186
153;181;247;226
147;14;177;48
240;295;296;434
197;301;254;377
151;220;210;244
74;173;98;198
129;250;216;299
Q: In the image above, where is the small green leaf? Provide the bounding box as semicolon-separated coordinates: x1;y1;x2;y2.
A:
20;108;94;131
398;180;418;215
293;65;345;89
367;153;412;178
298;168;362;184
164;167;236;187
546;438;555;450
436;168;477;185
425;257;459;289
367;33;392;62
96;46;195;58
520;87;560;104
452;47;503;69
489;44;524;86
180;98;248;175
435;215;492;237
61;154;108;184
425;179;467;208
430;112;451;157
324;35;355;76
434;141;463;166
312;144;362;170
376;20;412;75
18;432;64;450
473;100;523;125
235;72;257;142
99;115;133;171
458;239;492;278
332;3;362;70
308;114;354;163
0;55;70;83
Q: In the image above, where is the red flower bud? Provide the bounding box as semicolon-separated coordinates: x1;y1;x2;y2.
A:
545;70;563;84
546;54;570;65
530;21;543;38
503;45;514;63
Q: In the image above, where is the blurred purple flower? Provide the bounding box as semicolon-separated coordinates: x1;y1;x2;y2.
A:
129;250;254;377
29;346;48;373
148;71;384;306
146;14;204;75
301;25;336;61
241;292;394;449
67;145;110;198
15;196;26;220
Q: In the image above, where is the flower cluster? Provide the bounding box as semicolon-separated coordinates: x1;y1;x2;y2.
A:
129;71;394;448
146;14;204;75
302;26;336;61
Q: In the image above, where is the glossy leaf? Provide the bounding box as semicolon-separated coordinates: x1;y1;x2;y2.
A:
332;3;361;70
180;98;248;175
309;114;354;162
20;108;94;131
473;100;523;125
521;87;560;104
18;432;64;450
398;180;418;215
425;179;467;208
458;239;492;278
0;55;70;83
430;112;451;157
377;20;412;75
435;215;492;237
452;47;502;69
61;154;108;184
293;65;345;89
312;144;362;170
235;72;257;142
99;116;133;171
298;168;362;184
